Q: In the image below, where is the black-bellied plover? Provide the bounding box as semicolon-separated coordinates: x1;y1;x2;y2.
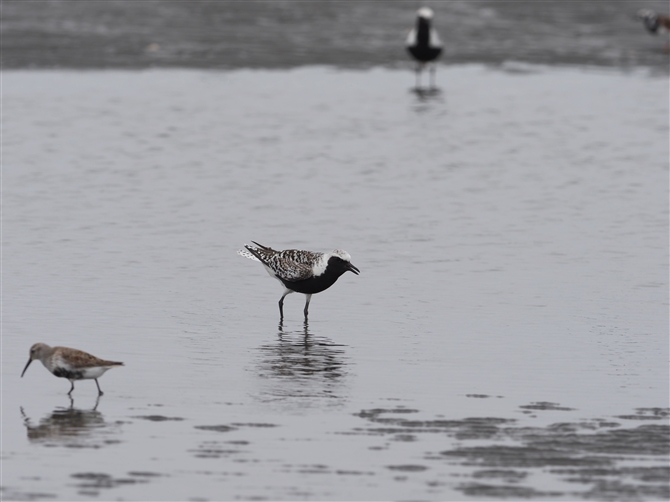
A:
238;241;360;320
406;7;443;90
21;343;124;395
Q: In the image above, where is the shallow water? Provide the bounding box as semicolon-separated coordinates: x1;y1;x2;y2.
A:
2;66;669;500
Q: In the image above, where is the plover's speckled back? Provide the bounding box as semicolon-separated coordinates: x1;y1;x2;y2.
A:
406;7;443;90
21;343;124;395
238;241;360;319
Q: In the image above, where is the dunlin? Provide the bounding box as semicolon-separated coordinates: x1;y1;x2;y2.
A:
638;9;670;35
21;343;124;395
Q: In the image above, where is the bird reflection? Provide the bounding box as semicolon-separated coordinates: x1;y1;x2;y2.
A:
411;87;443;100
20;397;121;447
255;320;348;406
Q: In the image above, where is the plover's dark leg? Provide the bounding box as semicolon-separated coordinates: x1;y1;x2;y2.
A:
303;294;313;319
429;64;437;89
415;63;422;89
278;292;289;319
67;380;75;395
95;379;104;396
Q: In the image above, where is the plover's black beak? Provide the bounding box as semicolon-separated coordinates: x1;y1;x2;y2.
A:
347;263;360;275
21;357;33;378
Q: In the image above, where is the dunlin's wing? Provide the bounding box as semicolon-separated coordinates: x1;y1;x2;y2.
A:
56;347;124;369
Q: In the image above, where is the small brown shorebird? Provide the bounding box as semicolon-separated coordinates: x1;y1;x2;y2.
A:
238;242;360;320
638;9;670;51
638;9;670;35
21;343;124;395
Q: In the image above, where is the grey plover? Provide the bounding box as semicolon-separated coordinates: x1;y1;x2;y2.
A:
238;241;360;319
406;7;443;89
21;343;124;395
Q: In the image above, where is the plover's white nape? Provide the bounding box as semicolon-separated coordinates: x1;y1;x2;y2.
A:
21;343;124;396
406;6;443;90
238;242;360;320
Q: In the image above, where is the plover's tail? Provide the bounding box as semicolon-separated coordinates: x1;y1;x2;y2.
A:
238;246;260;262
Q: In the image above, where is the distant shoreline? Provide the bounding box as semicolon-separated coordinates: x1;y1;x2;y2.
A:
2;1;668;70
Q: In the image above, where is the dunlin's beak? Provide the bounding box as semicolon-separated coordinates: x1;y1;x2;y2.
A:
21;358;33;378
347;263;360;275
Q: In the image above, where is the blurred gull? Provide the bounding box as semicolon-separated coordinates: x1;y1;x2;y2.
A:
406;7;443;90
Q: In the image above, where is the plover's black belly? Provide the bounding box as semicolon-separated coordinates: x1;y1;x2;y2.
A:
53;368;85;380
408;45;442;63
281;273;341;295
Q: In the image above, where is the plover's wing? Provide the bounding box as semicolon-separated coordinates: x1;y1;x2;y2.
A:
250;241;273;250
240;242;278;263
239;243;321;281
272;249;322;282
238;242;278;262
406;28;417;46
430;28;442;48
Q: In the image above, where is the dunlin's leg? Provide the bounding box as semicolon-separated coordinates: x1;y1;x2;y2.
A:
430;64;437;89
415;63;421;89
94;379;104;396
67;380;75;395
303;294;312;319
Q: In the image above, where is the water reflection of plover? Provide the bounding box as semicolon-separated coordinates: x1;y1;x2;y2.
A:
21;343;124;395
406;7;443;89
238;242;360;320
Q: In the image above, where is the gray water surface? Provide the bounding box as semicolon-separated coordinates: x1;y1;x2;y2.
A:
2;66;669;500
